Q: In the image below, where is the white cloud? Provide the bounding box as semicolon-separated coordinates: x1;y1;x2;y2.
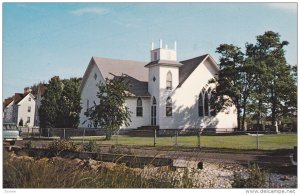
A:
70;7;109;16
265;3;297;13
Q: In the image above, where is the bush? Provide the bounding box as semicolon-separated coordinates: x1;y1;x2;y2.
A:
24;140;33;149
48;140;79;155
232;164;266;188
83;141;98;152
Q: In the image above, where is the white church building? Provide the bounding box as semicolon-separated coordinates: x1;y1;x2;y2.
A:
79;41;237;132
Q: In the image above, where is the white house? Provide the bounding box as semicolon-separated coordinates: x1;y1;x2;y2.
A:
79;41;237;132
3;88;36;127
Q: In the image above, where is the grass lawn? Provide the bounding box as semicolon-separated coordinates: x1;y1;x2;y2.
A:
71;133;297;150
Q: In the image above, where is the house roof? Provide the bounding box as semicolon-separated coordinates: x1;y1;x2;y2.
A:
14;93;26;104
3;97;14;107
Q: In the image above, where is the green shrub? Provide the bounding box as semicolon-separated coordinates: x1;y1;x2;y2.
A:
24;140;33;149
48;140;79;155
83;141;98;152
232;164;266;188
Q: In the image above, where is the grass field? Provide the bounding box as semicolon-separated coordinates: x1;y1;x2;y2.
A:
71;133;297;150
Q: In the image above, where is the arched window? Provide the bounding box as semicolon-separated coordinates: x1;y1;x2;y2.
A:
210;91;217;116
198;92;204;117
166;97;172;117
166;71;172;90
152;97;157;105
204;92;209;116
136;97;143;117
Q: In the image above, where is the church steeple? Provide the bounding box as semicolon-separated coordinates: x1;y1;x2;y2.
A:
150;40;177;62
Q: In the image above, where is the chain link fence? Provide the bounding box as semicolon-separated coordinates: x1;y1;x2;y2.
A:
20;127;297;151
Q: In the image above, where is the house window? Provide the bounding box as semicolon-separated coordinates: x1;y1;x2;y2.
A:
198;92;204;117
27;117;30;124
136;97;143;117
94;73;97;80
28;97;31;101
166;97;172;117
28;106;31;112
166;71;172;90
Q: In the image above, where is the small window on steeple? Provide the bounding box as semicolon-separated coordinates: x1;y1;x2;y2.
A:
94;73;97;80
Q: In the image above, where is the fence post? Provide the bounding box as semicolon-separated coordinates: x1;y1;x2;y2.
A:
83;128;86;143
39;128;41;138
197;128;201;149
27;127;30;138
154;128;157;147
256;131;259;150
63;128;66;139
175;129;178;146
116;129;119;145
47;128;50;137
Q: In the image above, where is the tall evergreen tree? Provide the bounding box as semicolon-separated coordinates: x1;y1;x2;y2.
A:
248;31;295;126
39;76;63;128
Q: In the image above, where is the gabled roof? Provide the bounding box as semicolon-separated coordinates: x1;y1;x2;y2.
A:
178;54;218;87
80;57;148;93
14;92;35;105
93;57;148;82
4;97;14;107
14;93;26;104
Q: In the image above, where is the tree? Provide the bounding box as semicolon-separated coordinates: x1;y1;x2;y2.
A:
84;75;132;140
210;44;247;131
39;76;63;128
247;31;296;126
39;76;82;128
56;78;82;128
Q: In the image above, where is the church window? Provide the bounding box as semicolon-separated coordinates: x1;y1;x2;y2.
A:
166;96;172;117
166;71;172;90
94;73;97;80
136;97;143;117
204;92;210;116
198;92;204;117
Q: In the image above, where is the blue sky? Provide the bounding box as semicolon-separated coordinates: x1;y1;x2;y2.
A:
2;2;297;99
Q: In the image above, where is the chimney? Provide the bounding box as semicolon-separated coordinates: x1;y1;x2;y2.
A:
24;87;31;94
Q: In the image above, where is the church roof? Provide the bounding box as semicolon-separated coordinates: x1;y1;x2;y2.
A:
114;75;151;97
81;54;218;96
93;57;148;82
178;54;209;87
